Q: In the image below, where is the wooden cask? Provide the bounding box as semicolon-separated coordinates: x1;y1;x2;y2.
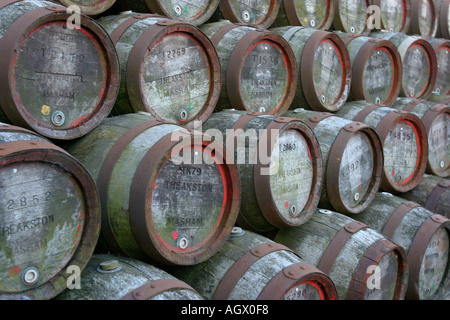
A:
285;109;384;215
391;97;449;177
55;254;204;300
201;110;323;232
208;0;281;29
0;123;101;300
0;0;120;140
336;34;402;106
273;0;335;30
435;0;450;39
168;229;338;300
332;0;372;35
428;94;450;105
97;13;220;127
66;112;241;266
425;38;450;96
409;0;439;37
274;209;409;300
370;31;438;100
371;0;411;33
357;192;450;300
270;26;352;112
335;101;428;193
199;21;297;115
113;0;219;26
401;174;450;218
53;0;117;15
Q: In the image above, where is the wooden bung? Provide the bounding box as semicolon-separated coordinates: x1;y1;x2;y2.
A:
274;209;409;300
168;229;338;300
285;109;384;215
56;254;204;300
201;110;323;232
0;0;120;140
335;101;428;193
97;13;221;128
0;123;101;300
66;112;241;266
357;192;450;300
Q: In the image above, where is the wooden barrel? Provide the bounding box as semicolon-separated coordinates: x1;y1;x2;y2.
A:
97;13;220;127
285;109;384;215
169;228;338;300
113;0;219;26
270;26;352;112
208;0;281;29
336;34;402;106
401;174;450;217
435;0;450;39
428;94;450;105
335;101;428;194
332;0;372;35
274;209;409;300
198;21;297;115
0;123;101;300
66;112;241;266
371;0;411;33
391;97;450;177
425;38;450;96
409;0;439;37
53;0;117;15
273;0;335;30
201;110;323;232
357;192;450;300
55;254;204;300
369;31;438;100
0;0;120;140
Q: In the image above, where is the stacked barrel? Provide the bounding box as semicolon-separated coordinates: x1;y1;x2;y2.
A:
0;0;448;301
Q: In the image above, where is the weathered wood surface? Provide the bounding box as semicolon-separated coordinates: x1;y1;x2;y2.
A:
66;112;240;266
201;110;322;232
168;229;338;300
391;97;450;177
0;0;119;140
0;123;101;300
337;34;402;106
435;0;450;39
357;192;449;300
409;0;438;37
97;13;220;127
270;26;352;112
208;0;281;28
401;174;450;218
370;31;438;100
199;21;297;115
114;0;220;26
426;38;450;96
285;109;383;215
54;0;117;15
371;0;411;33
335;101;428;193
274;209;409;300
332;0;371;35
55;254;204;300
272;0;335;30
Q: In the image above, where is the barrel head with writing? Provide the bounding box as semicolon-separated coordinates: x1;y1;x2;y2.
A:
281;0;335;29
428;39;450;96
333;0;371;35
373;0;411;33
0;1;120;140
0;126;100;299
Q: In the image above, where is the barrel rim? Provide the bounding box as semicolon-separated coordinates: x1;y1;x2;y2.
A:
300;30;352;112
58;0;117;15
410;0;438;37
129;129;241;266
225;28;297;116
439;0;450;38
0;4;120;140
0;140;101;299
429;39;450;96
218;0;281;29
349;38;403;107
125;19;221;127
